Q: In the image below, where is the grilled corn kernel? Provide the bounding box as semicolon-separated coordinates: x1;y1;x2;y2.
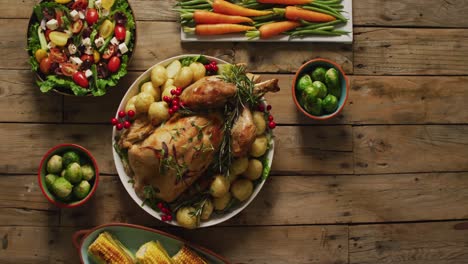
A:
136;241;173;264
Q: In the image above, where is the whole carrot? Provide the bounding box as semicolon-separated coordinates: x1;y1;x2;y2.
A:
246;20;300;39
283;6;336;22
184;24;256;35
212;0;272;17
257;0;312;4
192;10;254;24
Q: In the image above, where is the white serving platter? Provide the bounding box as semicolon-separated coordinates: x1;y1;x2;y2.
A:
181;0;353;43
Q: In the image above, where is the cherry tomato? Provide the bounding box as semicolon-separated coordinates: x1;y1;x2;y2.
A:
35;49;48;63
86;8;98;25
73;71;89;88
49;48;67;63
71;0;88;10
60;62;78;77
40;57;52;74
55;10;64;28
114;25;126;41
108;56;121;73
45;29;52;42
102;45;116;59
80;54;94;64
71;20;83;34
93;50;100;63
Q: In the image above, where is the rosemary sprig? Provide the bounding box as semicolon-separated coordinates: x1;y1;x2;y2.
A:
214;65;261;177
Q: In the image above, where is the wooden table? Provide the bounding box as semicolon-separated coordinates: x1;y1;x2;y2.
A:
1;0;468;263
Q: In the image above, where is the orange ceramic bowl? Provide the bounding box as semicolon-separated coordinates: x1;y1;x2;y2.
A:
38;144;99;208
292;58;349;120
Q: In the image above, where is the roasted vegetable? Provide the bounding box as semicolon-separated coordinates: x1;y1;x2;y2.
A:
172;246;207;264
136;241;173;264
88;232;136;264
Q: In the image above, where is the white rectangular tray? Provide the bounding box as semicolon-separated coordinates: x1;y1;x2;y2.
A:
181;0;353;43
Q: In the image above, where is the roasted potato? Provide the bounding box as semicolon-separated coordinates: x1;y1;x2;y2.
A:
250;135;268;157
201;199;214;221
166;60;181;79
189;62;206;81
214;192;231;211
229;157;249;176
140;81;161;102
151;65;168;87
148;102;169;126
134;92;155;113
176;207;198;229
174;66;193;88
252;111;266;136
210;174;230;198
231;179;253;202
243;159;263;180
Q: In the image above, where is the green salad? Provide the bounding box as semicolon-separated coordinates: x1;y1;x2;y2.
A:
27;0;135;96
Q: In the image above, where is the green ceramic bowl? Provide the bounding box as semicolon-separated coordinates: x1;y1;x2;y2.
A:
38;143;99;208
73;223;230;263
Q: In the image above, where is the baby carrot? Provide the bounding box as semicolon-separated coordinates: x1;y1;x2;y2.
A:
193;10;254;24
284;6;336;22
184;24;256;35
246;20;300;39
212;0;272;17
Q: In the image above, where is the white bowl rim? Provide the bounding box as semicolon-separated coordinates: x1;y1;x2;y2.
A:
112;54;275;228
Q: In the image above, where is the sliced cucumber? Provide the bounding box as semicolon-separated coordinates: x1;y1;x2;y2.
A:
124;30;131;46
37;27;48;51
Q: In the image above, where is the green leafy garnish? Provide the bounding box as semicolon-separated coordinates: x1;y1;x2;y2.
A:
179;55;210;67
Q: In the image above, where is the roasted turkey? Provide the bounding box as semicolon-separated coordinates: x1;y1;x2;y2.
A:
119;75;279;202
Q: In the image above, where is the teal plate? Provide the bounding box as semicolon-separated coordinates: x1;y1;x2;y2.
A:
73;223;230;263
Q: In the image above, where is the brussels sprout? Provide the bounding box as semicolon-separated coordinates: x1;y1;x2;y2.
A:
301;85;320;103
81;164;95;181
312;67;327;82
64;162;82;184
312;81;327;99
45;174;58;189
52;177;73;199
305;98;323;116
46;155;63;174
296;74;313;93
62;151;80;167
322;94;339;113
61;170;66;177
325;68;341;98
73;180;91;199
60;193;74;202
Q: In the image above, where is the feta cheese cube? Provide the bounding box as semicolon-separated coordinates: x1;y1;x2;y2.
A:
78;11;85;20
85;46;94;55
70;57;83;67
118;43;128;54
85;69;93;78
40;19;46;30
95;0;102;8
47;42;56;49
46;19;58;30
70;10;79;21
110;37;119;46
82;37;91;47
68;44;77;55
94;37;105;48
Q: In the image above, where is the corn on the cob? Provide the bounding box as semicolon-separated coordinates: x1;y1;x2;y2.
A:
172;246;207;264
88;232;136;264
136;241;174;264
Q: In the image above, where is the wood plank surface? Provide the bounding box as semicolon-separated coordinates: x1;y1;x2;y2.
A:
350;221;468;264
0;175;59;226
353;0;468;28
0;123;353;175
59;172;468;227
0;225;348;264
62;74;468;125
0;70;62;122
354;28;468;75
3;0;468;29
354;125;468;174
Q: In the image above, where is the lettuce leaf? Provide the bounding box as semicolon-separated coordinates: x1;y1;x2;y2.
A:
180;55;210;67
91;55;129;96
27;24;41;72
38;75;89;96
